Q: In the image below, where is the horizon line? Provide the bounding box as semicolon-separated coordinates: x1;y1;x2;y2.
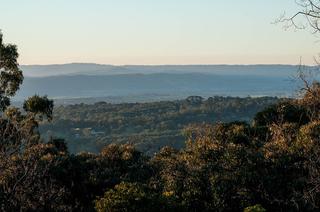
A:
20;62;315;67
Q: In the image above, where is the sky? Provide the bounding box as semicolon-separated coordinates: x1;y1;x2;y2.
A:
0;0;319;65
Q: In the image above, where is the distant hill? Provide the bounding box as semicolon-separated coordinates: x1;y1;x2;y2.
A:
21;63;313;77
15;64;317;102
40;96;280;154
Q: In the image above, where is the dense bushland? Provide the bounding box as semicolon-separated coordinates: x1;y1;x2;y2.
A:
3;0;320;208
41;96;280;154
2;80;320;211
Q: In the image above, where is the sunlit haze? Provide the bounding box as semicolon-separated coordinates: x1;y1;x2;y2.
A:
1;0;318;65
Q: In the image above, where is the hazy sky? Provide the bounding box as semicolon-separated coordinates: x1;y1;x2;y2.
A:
0;0;319;65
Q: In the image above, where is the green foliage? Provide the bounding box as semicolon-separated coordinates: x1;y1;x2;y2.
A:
24;95;54;121
95;182;160;212
41;96;280;154
244;204;266;212
0;31;23;111
253;101;309;127
0;142;71;211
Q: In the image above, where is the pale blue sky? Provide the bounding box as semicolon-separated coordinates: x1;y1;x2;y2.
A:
0;0;318;65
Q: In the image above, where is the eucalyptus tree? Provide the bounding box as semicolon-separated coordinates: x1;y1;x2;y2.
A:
0;31;23;112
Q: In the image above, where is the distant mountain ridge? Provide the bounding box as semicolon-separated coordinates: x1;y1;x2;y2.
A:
20;63;315;77
15;63;318;103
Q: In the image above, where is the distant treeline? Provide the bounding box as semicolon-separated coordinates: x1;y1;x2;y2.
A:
40;96;280;154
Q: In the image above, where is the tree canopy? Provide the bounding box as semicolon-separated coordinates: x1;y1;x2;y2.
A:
0;31;23;111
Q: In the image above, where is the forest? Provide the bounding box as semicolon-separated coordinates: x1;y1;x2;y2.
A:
2;29;320;211
40;96;280;154
3;0;320;211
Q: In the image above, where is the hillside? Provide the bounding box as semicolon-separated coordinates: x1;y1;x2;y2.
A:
40;96;280;154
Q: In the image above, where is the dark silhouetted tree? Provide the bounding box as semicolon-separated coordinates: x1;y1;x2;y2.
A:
0;31;23;111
